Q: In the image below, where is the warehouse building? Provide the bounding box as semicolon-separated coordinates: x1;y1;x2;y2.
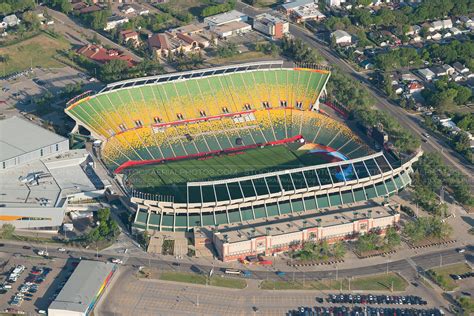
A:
48;260;117;316
0;116;69;170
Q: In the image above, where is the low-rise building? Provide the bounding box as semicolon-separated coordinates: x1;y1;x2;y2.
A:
331;30;351;45
406;81;424;94
280;0;315;14
418;68;435;81
253;13;289;39
148;31;205;59
204;10;248;27
213;201;400;262
211;21;252;38
452;62;469;74
77;44;135;67
104;15;129;31
292;3;325;23
326;0;346;7
2;14;20;27
120;29;140;47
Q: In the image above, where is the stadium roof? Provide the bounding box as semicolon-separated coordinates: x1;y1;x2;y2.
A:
49;260;115;314
0;116;67;162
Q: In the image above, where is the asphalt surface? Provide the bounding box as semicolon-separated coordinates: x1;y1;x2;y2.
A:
235;1;474;186
1;242;471;282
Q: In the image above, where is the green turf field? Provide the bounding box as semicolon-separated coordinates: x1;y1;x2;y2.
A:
126;144;327;201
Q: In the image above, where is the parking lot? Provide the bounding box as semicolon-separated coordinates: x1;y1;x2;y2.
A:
0;252;80;315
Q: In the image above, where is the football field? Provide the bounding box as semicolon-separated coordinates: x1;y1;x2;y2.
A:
125;144;328;200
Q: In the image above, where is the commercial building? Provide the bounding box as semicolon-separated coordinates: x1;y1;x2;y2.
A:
211;21;252;38
213;201;400;262
280;0;315;14
292;4;325;22
104;15;129;31
253;13;289;39
48;260;116;316
0;117;69;170
204;10;248;27
0;117;106;230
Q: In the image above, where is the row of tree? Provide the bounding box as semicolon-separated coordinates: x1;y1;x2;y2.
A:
421;78;472;112
412;152;473;207
293;240;346;261
0;0;35;16
355;227;400;253
403;216;452;243
200;1;236;18
86;208;120;243
423;40;474;73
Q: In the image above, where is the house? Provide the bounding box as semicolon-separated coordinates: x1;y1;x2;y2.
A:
430;32;442;41
0;22;7;29
121;4;149;16
148;32;203;59
450;27;462;36
3;14;20;28
77;44;135;67
401;72;418;82
406;81;424;94
326;0;346;6
405;25;421;36
430;66;447;77
280;0;314;14
171;23;216;48
253;13;289;39
459;16;474;28
418;68;435;81
452;62;469;74
442;64;455;76
331;30;351;45
78;5;102;14
359;60;374;70
393;85;404;95
204;10;248;27
443;32;451;39
120;29;140;47
291;3;325;23
441;19;453;29
422;22;435;33
211;21;252;38
451;72;464;82
104;15;129;31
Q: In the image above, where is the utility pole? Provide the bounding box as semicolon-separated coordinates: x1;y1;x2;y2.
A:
196;294;199;307
439;254;442;267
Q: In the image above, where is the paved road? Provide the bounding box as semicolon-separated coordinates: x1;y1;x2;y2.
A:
1;241;471;282
235;1;474;185
43;6;143;62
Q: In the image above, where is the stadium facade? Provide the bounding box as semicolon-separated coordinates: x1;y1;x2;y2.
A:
65;61;421;235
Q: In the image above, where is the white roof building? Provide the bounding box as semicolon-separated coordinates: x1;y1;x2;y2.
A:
418;68;435;81
3;14;20;27
204;10;248;27
292;3;325;22
331;30;351;44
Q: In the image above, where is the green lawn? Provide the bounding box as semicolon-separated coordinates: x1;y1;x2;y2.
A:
159;271;247;289
0;33;70;76
260;273;408;291
127;143;326;201
429;263;472;291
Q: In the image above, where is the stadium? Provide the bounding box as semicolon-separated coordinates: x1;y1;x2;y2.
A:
65;61;421;234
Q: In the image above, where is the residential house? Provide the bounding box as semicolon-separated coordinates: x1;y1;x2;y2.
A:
77;44;135;67
418;68;435;81
401;72;418;82
121;4;149;16
331;30;351;45
450;27;462;36
406;81;424;94
359;60;374;70
253;13;289;39
441;64;455;76
3;15;20;28
393;85;404;95
430;66;447;77
204;10;248;27
441;19;453;29
452;62;469;74
104;15;129;31
78;5;102;14
120;29;140;47
326;0;346;6
405;25;421;36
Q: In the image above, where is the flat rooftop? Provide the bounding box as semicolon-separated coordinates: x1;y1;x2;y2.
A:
205;10;246;26
0;149;100;208
216;200;396;243
49;260;115;314
0;116;67;162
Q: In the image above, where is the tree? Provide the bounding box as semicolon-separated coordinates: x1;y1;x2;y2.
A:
0;224;15;239
384;227;401;249
216;42;238;58
99;59;129;82
0;3;12;15
22;11;41;31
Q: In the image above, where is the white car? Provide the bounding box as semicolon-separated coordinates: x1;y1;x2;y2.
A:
57;248;66;252
457;248;465;253
111;258;123;264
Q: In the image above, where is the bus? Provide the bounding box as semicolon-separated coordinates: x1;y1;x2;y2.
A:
224;268;242;275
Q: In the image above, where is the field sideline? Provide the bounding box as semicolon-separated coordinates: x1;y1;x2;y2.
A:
126;144;330;199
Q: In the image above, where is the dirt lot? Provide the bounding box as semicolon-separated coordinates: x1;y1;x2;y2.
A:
0;252;79;315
